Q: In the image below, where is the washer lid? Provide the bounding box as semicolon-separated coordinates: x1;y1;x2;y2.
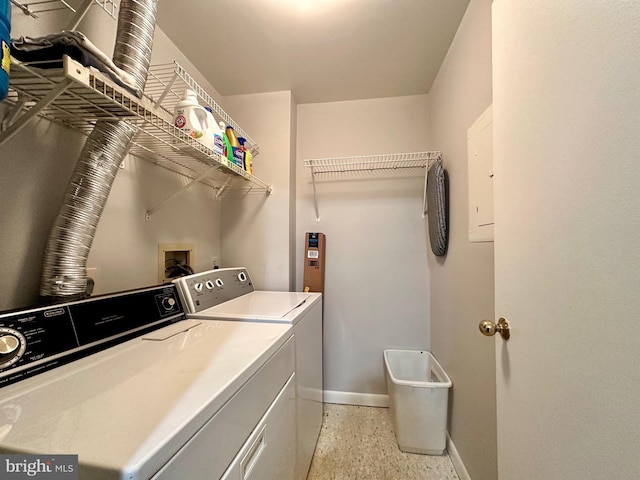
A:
202;291;315;320
0;319;292;480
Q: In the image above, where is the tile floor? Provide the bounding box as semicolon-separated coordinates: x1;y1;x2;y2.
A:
307;404;459;480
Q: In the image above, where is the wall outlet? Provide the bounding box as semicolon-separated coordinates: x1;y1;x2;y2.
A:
211;257;219;269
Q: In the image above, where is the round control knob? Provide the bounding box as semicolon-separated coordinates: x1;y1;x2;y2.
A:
162;297;176;310
0;328;26;368
0;335;19;355
215;278;224;288
238;272;247;282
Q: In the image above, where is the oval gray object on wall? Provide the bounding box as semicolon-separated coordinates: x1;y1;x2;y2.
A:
427;158;448;256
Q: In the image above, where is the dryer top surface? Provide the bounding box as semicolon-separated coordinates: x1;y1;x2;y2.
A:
194;291;322;322
0;319;292;479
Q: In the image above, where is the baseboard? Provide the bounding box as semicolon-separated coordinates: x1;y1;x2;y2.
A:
323;390;389;407
446;432;471;480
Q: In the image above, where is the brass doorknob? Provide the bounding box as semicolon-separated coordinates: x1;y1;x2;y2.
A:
479;318;510;340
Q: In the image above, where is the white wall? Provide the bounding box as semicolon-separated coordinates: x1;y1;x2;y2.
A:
86;158;221;294
0;5;226;308
296;96;431;399
0;113;83;308
427;0;496;479
219;91;296;292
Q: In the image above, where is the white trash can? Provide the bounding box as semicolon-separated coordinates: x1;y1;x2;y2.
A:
384;349;452;455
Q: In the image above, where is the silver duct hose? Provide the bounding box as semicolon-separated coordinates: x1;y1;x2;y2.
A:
40;0;158;303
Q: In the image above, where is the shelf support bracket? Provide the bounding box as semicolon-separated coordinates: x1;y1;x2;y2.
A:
65;0;95;30
310;168;320;222
215;177;232;200
0;78;74;147
10;0;37;17
422;164;429;220
154;71;178;109
145;164;219;220
1;99;27;131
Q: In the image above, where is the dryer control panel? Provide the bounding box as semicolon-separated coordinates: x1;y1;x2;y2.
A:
0;285;184;387
173;267;254;314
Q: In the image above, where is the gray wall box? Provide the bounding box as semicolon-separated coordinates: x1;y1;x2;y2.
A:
467;105;494;243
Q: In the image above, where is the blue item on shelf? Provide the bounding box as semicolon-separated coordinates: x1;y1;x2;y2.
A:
0;0;10;101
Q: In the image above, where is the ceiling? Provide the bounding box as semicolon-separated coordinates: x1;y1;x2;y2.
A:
156;0;470;104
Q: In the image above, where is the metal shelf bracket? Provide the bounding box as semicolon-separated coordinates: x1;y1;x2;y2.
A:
145;164;220;220
0;78;74;146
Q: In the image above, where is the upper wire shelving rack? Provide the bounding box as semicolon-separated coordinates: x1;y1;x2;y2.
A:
1;55;272;213
142;62;259;157
129;62;271;217
10;0;117;20
304;151;441;222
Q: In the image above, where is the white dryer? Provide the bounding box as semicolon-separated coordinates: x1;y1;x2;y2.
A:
173;267;323;480
0;284;295;480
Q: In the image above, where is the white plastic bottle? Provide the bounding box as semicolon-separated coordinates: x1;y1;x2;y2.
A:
205;107;224;156
173;89;215;150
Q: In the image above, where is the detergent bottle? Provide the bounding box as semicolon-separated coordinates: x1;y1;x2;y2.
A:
205;107;224;156
225;125;244;167
238;137;252;174
172;90;215;150
0;0;10;101
219;121;234;164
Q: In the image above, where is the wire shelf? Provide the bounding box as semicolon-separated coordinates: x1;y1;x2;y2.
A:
10;0;118;19
128;119;271;197
3;56;146;136
304;151;442;222
1;56;272;203
304;151;441;175
144;62;259;157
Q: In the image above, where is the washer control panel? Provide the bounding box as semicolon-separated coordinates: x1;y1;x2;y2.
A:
173;267;254;313
0;284;185;388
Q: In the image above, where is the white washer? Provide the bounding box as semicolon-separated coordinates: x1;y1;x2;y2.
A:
0;285;295;480
174;267;323;480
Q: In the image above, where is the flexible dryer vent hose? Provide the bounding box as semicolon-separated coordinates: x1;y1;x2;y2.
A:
39;0;158;303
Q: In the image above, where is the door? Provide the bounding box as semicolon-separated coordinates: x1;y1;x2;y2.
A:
492;2;640;479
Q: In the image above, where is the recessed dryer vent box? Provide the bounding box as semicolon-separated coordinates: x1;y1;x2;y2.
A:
158;243;195;284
